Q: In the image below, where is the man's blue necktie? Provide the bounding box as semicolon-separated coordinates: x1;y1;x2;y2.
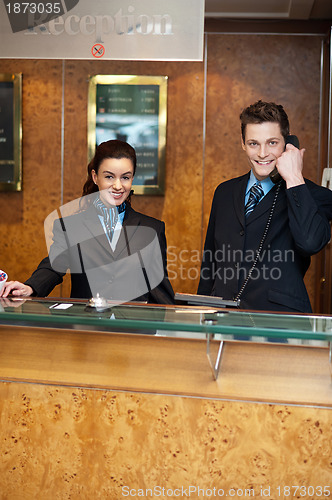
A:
245;182;264;218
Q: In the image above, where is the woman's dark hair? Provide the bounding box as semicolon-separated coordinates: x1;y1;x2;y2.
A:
82;140;136;197
240;100;290;142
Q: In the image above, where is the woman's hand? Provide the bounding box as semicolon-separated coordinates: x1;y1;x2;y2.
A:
0;281;33;298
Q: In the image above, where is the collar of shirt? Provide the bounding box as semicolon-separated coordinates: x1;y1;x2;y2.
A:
97;210;126;251
245;171;274;205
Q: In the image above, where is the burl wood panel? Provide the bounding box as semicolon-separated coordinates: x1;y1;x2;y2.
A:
0;60;63;296
0;382;331;499
203;34;323;309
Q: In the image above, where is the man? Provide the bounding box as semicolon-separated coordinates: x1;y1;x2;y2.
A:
198;100;332;312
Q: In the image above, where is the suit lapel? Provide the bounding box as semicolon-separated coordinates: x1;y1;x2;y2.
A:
245;182;280;225
80;204;143;259
112;206;141;259
81;206;112;254
234;174;284;227
233;173;249;228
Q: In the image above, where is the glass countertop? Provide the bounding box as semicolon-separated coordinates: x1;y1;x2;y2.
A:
0;296;332;344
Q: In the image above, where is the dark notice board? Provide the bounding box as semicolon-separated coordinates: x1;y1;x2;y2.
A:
96;83;160;188
0;73;22;191
88;75;167;195
0;81;15;183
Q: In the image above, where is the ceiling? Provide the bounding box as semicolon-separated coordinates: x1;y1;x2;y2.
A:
205;0;332;20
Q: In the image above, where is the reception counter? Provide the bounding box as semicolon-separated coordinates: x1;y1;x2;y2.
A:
0;298;331;498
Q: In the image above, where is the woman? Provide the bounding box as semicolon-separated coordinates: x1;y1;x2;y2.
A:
1;140;174;304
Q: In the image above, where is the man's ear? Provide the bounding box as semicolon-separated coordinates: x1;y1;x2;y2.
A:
241;134;246;151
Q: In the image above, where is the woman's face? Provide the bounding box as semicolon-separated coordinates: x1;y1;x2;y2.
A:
92;157;134;206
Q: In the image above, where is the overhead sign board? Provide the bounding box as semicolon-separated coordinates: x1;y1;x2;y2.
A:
0;0;205;61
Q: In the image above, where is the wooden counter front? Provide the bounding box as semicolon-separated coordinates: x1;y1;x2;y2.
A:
0;324;331;498
0;324;331;406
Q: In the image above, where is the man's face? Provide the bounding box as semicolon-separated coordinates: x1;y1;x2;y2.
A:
241;122;285;180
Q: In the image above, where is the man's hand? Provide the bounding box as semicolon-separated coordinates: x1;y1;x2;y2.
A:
275;144;306;188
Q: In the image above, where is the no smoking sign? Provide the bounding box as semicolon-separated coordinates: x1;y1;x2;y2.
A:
91;44;105;58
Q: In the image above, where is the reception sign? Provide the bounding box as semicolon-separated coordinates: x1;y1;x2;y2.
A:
0;73;22;192
88;75;167;195
0;0;205;61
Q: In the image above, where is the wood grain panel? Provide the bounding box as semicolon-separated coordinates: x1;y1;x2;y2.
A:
0;382;331;498
0;324;331;406
0;59;63;296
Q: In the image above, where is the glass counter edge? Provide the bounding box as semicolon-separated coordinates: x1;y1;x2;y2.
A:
0;299;332;341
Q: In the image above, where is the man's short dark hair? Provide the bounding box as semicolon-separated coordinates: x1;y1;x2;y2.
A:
240;100;290;142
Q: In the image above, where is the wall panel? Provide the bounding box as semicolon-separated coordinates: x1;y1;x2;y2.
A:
0;60;63;295
1;382;331;498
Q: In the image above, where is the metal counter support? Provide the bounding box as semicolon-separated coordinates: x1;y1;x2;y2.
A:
206;334;225;380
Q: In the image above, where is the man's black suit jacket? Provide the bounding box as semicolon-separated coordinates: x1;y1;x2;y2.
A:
25;205;174;304
198;173;332;312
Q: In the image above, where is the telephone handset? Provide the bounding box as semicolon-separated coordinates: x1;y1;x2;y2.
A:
269;134;300;184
